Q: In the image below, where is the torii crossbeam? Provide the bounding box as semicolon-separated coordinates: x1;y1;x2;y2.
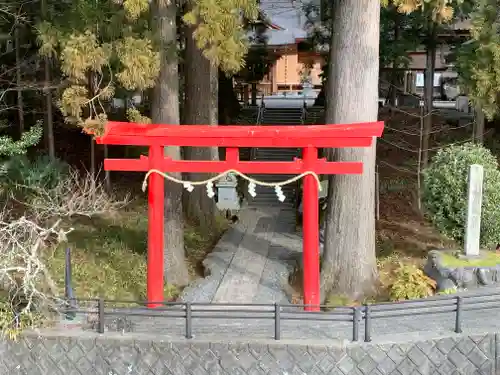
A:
96;121;384;311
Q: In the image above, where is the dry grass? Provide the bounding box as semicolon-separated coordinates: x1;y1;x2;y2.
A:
46;200;226;302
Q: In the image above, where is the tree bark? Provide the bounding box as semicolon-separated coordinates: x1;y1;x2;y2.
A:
183;24;218;234
41;0;55;160
152;0;189;286
422;23;436;170
250;82;257;106
218;71;240;125
14;25;25;134
388;12;401;107
320;0;379;301
87;73;98;176
474;104;485;144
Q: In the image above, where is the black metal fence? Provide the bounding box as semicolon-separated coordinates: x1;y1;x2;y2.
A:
60;290;500;342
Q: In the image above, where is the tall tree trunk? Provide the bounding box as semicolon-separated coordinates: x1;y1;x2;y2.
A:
41;0;55;160
422;23;436;170
152;0;189;286
183;24;218;234
87;73;97;176
14;25;25;134
320;0;379;301
218;71;240;125
389;11;401;107
250;82;257;106
474;104;485;144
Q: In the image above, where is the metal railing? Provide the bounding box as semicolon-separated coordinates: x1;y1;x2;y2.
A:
59;290;500;342
256;104;264;125
300;102;307;124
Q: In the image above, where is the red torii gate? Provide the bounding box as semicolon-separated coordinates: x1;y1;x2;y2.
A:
95;120;384;311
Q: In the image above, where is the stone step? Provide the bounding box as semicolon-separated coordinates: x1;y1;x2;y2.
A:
249;179;298;185
262;115;302;119
261;114;302;118
251;193;296;200
254;150;299;156
254;150;299;155
263;113;302;117
262;119;302;121
259;122;302;125
251;193;296;201
253;157;297;162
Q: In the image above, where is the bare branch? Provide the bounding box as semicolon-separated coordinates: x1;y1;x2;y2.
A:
25;168;130;220
0;213;70;335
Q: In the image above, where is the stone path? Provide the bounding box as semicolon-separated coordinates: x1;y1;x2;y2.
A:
180;206;302;305
181;107;305;306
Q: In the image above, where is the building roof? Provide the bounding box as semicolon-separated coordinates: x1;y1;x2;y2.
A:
257;3;472;47
259;0;308;46
450;19;471;31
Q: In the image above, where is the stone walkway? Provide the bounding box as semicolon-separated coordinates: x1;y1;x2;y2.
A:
181;107;305;305
180;205;302;305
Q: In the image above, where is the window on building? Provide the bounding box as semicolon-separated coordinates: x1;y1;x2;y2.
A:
416;72;442;88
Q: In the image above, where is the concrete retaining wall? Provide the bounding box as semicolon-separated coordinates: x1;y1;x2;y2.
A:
0;330;498;374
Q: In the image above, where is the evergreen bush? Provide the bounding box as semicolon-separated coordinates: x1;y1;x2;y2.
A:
422;142;500;247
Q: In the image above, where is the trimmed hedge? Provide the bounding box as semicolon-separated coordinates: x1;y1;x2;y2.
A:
422;143;500;247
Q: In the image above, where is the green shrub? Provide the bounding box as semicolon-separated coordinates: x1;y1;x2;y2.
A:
422;143;500;247
1;155;69;191
0;122;43;157
389;263;436;301
438;287;458;295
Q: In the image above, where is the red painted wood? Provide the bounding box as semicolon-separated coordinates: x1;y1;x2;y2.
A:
94;121;384;147
96;136;375;148
302;146;320;312
103;158;364;175
225;147;239;163
147;145;165;307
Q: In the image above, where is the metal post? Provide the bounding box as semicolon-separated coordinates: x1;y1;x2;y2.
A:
455;296;463;333
274;303;281;340
97;297;105;334
352;307;360;342
364;304;372;342
302;146;320;311
64;247;77;320
147;145;165;308
185;302;193;339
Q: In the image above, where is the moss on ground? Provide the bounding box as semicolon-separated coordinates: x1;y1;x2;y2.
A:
46;202;226;301
440;250;500;267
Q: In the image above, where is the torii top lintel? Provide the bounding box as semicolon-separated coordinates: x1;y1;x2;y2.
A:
95;121;384;148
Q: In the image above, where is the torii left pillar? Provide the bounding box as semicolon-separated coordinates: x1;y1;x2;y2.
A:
147;145;165;306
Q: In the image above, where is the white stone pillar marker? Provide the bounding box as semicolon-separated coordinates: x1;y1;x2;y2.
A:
464;164;484;257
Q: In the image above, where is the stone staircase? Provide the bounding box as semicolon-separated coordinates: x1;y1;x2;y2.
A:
304;106;325;125
233;106;260;160
234;106;259;125
260;107;304;125
248;107;304;214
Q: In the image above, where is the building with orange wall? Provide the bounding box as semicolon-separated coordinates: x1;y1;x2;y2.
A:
241;7;470;100
261;39;324;95
236;10;325;98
